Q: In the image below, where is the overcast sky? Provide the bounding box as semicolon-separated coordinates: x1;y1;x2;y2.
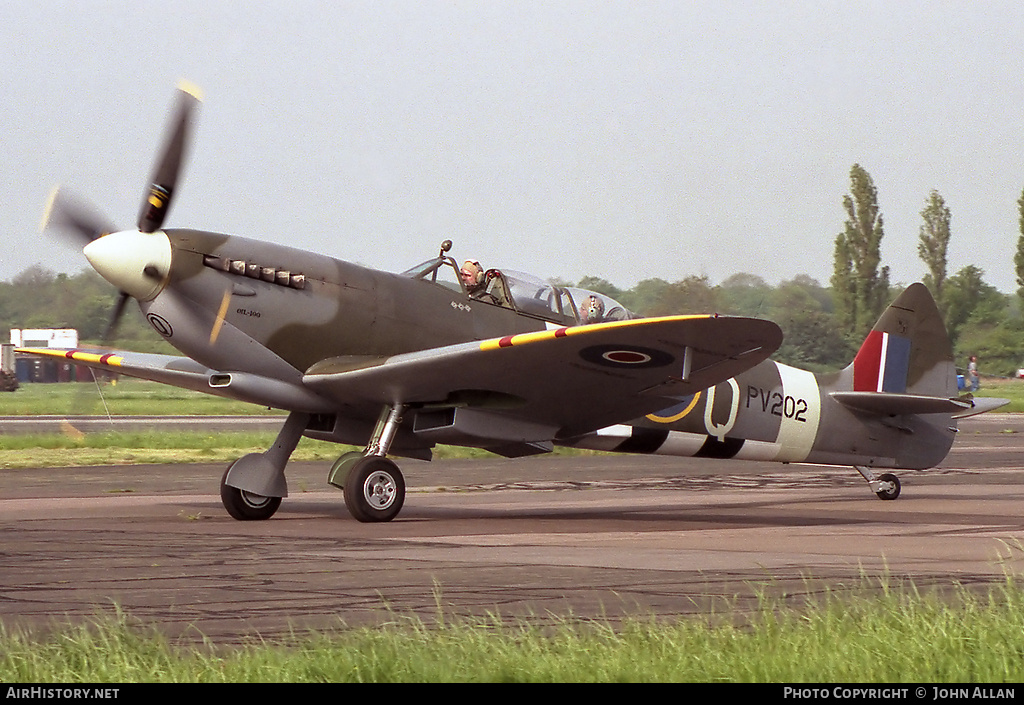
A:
4;1;1024;294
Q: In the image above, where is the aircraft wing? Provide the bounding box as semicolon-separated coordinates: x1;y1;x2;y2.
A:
303;315;783;440
19;314;782;444
16;347;217;391
14;347;335;412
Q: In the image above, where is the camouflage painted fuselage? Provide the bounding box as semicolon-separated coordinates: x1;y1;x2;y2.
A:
571;357;956;470
568;282;961;471
143;234;959;472
146;229;546;382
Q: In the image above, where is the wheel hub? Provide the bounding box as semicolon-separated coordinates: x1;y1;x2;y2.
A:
364;470;397;510
240;490;273;509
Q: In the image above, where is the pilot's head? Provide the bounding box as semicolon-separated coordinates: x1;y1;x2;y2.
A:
461;260;483;289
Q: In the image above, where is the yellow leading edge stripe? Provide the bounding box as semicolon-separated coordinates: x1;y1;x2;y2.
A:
15;348;124;367
478;314;710;352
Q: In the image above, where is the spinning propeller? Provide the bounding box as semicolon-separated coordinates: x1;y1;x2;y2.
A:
41;82;202;347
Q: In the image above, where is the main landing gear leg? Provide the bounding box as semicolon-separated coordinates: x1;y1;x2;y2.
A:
854;465;901;501
221;411;311;520
328;404;408;523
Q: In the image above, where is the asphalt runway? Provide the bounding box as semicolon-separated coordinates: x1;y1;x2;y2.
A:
2;413;1023;642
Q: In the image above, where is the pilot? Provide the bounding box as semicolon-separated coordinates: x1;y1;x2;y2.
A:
579;295;605;324
460;260;486;297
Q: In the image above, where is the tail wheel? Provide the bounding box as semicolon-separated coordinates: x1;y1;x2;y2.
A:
220;466;282;520
343;456;405;523
874;472;901;501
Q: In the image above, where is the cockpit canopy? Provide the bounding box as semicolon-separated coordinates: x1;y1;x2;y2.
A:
402;253;633;327
497;270;632;325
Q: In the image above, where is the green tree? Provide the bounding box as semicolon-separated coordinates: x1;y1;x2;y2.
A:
1015;188;1024;309
768;280;854;369
717;273;771;317
943;265;1004;346
917;189;951;307
628;275;717;317
619;278;671;316
575;276;623;301
787;274;835;313
670;275;718;315
831;164;890;340
0;265;169;351
954;318;1024;378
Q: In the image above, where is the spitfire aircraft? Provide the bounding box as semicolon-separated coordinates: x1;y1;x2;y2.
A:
21;85;1007;522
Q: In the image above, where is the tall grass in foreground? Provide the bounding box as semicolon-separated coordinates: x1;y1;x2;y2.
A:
3;581;1023;682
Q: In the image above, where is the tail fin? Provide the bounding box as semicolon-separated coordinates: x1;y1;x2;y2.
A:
831;283;978;416
850;282;956;397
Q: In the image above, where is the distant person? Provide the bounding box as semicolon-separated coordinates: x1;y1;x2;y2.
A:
579;295;605;324
460;260;486;297
968;355;980;392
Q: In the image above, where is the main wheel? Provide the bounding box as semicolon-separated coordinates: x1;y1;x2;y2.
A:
343;456;405;523
874;472;901;501
220;467;282;520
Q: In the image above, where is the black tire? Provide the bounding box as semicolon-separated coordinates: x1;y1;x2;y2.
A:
875;472;901;501
220;467;282;520
343;456;405;523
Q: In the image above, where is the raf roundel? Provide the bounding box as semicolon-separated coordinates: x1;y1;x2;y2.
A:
579;344;674;369
147;313;173;338
604;350;650;364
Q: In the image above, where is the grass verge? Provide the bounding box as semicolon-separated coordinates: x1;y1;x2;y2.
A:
2;579;1022;682
973;377;1024;412
0;430;574;468
0;379;282;416
0;431;336;468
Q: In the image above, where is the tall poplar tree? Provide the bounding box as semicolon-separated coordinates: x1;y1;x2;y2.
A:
831;164;890;339
917;189;951;309
1014;188;1024;308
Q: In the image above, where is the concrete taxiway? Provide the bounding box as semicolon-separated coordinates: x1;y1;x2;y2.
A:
1;413;1022;642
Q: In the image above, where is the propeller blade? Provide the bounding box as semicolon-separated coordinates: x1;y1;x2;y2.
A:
210;288;233;344
101;291;131;347
62;290;129;436
137;82;202;233
41;187;118;246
